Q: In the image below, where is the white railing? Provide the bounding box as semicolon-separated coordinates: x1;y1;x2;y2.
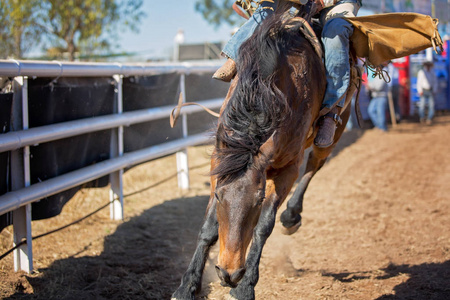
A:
0;59;225;273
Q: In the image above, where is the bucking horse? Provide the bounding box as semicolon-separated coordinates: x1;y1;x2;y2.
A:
172;5;360;300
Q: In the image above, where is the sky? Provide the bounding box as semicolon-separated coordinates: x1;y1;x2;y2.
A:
118;1;373;62
117;1;238;61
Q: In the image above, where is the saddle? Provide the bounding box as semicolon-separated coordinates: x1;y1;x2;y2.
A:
283;16;364;127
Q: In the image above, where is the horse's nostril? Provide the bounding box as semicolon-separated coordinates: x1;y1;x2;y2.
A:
215;265;230;285
215;265;245;288
230;267;246;283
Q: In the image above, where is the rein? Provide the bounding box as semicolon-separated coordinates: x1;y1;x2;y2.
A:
170;93;220;128
283;16;323;59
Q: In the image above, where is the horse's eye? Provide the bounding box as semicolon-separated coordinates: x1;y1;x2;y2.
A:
255;190;265;206
214;192;220;202
257;197;265;206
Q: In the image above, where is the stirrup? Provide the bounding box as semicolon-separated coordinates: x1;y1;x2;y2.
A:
324;111;343;125
314;111;341;148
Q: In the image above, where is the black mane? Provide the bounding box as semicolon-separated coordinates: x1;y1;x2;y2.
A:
212;10;311;183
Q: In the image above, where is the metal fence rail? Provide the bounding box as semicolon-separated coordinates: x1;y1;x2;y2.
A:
0;133;210;215
0;59;225;273
0;59;224;77
0;98;223;153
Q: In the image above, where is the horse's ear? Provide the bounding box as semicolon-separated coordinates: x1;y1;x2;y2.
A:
258;131;277;164
215;123;223;148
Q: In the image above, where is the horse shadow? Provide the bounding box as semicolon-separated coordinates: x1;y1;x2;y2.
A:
7;195;211;300
322;260;450;300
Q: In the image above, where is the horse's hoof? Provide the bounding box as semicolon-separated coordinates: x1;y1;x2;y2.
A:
171;290;194;300
281;219;301;235
229;283;255;300
171;296;193;300
224;294;239;300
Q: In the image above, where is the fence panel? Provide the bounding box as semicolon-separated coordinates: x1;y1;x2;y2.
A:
0;59;228;272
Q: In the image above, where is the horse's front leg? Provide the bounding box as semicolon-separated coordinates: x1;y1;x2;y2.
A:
172;198;218;300
228;199;277;300
230;166;299;300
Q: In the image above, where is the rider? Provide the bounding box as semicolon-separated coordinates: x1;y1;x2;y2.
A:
213;0;362;148
212;0;280;81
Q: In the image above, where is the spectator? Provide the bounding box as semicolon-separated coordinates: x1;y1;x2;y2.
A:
367;64;389;131
387;62;401;122
416;60;438;125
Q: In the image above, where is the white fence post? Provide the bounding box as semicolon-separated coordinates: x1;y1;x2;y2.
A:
176;73;190;190
109;75;124;221
11;76;33;273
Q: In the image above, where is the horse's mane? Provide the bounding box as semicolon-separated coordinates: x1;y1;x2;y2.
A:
212;10;311;183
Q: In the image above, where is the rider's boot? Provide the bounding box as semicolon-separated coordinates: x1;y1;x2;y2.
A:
314;106;342;148
212;58;237;82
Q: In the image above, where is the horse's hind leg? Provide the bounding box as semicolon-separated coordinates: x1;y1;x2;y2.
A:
280;106;350;235
280;147;328;235
171;197;219;300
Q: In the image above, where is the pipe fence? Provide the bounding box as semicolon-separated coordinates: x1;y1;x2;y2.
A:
0;59;226;273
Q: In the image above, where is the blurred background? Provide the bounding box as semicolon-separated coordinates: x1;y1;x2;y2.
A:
1;0;450;128
0;0;377;62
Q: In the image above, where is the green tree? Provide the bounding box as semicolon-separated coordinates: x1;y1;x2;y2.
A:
0;0;43;59
194;0;241;28
44;0;146;61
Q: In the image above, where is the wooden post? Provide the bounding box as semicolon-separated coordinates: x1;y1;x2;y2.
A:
388;90;397;128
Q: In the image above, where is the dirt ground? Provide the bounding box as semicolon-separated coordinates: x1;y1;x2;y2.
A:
1;114;450;300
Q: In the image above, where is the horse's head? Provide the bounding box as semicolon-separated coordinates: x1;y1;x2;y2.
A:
213;133;275;287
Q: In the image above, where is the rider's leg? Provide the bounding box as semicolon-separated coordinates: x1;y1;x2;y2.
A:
314;17;353;148
213;0;278;82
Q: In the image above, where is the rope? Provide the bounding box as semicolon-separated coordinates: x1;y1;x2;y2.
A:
432;18;444;54
0;202;110;261
234;0;277;16
170;93;220;128
0;160;211;262
363;59;391;84
284;16;324;59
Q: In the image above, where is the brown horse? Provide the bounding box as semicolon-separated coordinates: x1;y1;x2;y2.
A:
172;10;357;300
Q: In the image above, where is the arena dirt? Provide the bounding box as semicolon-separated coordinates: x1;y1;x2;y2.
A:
1;114;449;299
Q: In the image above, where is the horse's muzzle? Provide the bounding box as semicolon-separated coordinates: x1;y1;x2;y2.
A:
215;265;246;288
